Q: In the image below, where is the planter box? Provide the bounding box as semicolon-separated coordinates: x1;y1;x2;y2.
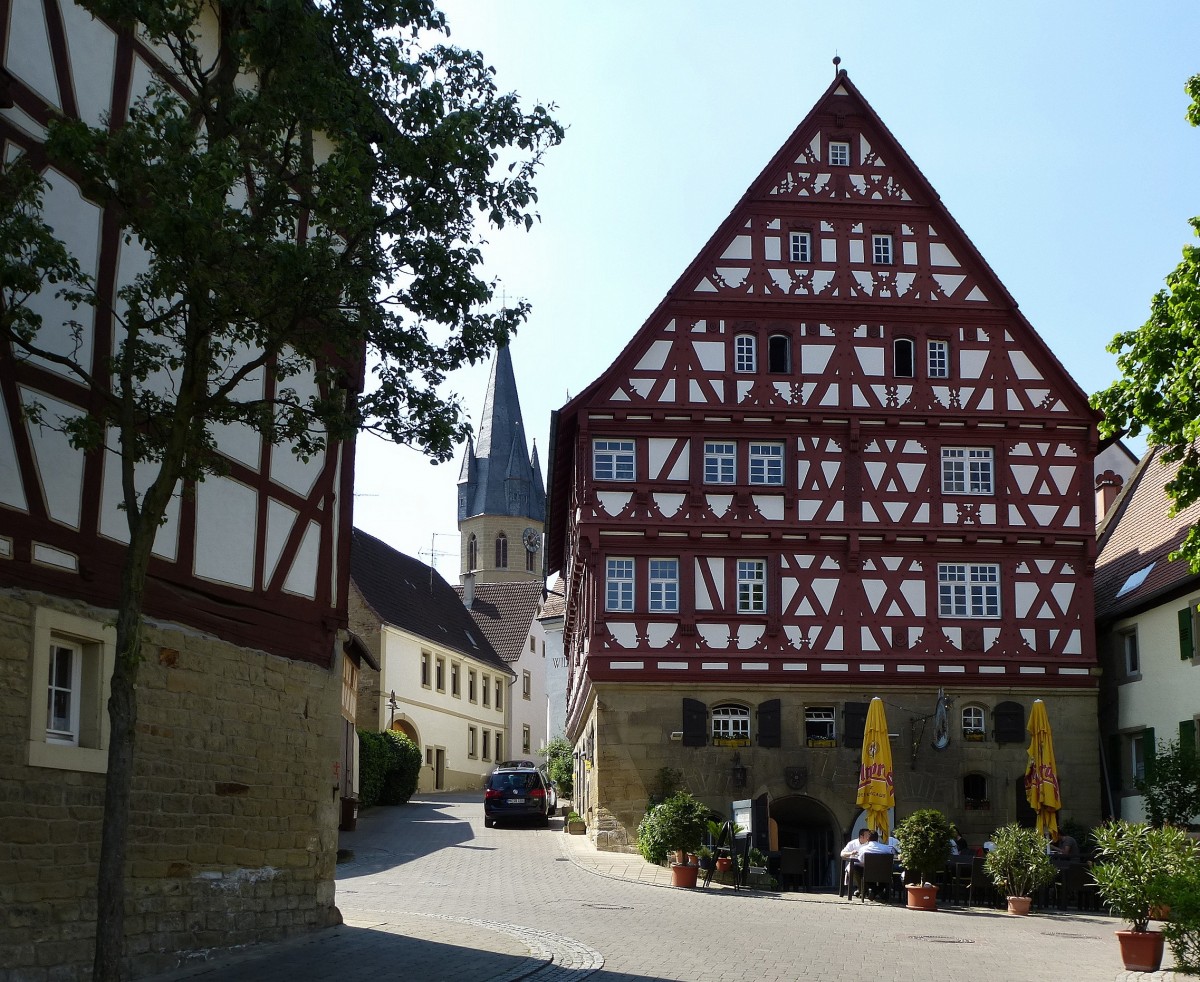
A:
567;820;586;834
964;732;985;742
807;739;837;748
712;737;750;747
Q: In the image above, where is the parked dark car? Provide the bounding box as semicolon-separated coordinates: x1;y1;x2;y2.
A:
484;766;553;827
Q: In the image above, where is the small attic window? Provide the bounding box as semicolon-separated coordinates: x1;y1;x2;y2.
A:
1116;564;1155;599
828;140;850;166
465;630;478;648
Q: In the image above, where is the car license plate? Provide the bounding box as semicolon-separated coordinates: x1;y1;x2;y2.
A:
509;797;525;804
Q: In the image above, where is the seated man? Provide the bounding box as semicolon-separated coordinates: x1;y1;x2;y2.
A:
858;830;897;900
841;829;870;898
1049;829;1080;863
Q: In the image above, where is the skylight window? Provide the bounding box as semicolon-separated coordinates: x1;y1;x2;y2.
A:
1116;563;1155;598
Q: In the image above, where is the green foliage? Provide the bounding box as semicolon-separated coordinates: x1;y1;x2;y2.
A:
1136;737;1200;828
1160;857;1200;974
983;824;1058;898
648;766;683;808
1091;820;1197;932
357;729;421;807
540;736;573;799
895;808;954;884
637;791;709;863
1091;74;1200;570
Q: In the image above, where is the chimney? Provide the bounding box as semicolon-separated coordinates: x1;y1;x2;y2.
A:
1095;470;1123;523
463;571;475;609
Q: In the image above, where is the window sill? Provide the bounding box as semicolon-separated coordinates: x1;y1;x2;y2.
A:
28;740;107;773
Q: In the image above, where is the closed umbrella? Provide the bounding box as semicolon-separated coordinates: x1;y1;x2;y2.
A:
856;697;895;838
1024;699;1062;838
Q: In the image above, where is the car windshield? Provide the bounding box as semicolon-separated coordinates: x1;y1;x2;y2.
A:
491;771;540;792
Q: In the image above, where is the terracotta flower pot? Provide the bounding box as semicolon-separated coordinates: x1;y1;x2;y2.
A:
905;884;938;910
1006;896;1032;916
1116;930;1165;973
716;857;733;872
671;863;699;888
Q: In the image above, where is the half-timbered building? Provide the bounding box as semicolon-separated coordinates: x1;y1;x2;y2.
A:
546;71;1103;871
1;1;355;974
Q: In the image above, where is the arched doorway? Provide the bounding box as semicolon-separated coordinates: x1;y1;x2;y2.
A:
770;794;840;890
390;718;418;743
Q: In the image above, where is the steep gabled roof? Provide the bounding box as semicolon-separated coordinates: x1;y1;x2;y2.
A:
538;575;566;621
1094;447;1200;622
350;527;510;673
453;579;543;664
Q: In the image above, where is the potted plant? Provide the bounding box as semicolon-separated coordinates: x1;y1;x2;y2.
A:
983;824;1057;915
1091;819;1197;972
649;791;709;887
696;845;714;871
707;818;742;872
747;847;768;873
566;811;586;835
895;808;953;910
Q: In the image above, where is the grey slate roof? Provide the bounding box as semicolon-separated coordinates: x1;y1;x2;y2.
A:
1094;446;1200;624
350;528;511;674
457;345;546;523
453;579;543;665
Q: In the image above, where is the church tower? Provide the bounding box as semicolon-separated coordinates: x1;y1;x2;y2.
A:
457;345;546;582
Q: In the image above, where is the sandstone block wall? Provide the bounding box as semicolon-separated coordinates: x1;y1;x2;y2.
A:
0;589;342;980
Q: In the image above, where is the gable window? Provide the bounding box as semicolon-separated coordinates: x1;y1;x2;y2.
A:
522;670;531;699
789;231;812;263
962;705;986;740
828;140;850;167
467;534;478;571
805;707;836;745
894;338;914;378
872;233;893;265
593;439;635;481
928;339;950;378
941;448;994;494
712;704;751;745
768;334;791;373
737;559;766;613
749;443;784;486
704;442;736;484
495;532;508;569
734;334;757;373
938;563;1000;617
1121;628;1140;677
649;558;679;612
606;558;634;612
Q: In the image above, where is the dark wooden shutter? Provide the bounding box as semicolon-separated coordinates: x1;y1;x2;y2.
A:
1107;734;1123;801
1181;719;1197;757
753;792;770;852
842;701;869;749
682;698;708;747
1014;774;1037;828
757;699;781;748
1142;727;1156;785
994;701;1025;744
1180;607;1194;660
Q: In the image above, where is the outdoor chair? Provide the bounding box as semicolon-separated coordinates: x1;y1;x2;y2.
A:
779;847;810;892
859;852;896;902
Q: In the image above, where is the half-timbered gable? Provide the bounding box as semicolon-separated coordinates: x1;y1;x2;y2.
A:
547;71;1101;858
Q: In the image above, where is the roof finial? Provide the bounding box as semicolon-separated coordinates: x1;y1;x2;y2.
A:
833;54;841;77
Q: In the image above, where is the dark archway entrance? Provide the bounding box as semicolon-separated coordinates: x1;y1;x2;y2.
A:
770;794;840;890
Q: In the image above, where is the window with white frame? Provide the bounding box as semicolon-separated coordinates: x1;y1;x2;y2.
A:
606;557;635;611
522;670;531;699
737;559;766;613
941;448;994;494
495;730;504;759
828;140;850;166
928;339;950;378
749;443;784;485
961;705;986;738
704;442;736;484
46;641;82;746
712;704;751;743
938;563;1000;617
805;707;836;743
522;725;531;754
1130;731;1147;784
872;233;893;265
894;338;915;378
1121;628;1140;676
649;558;679;612
734;335;757;373
593;439;635;481
789;231;812;263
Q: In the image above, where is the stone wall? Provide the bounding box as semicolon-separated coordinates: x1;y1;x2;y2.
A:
0;589;342;980
578;682;1102;853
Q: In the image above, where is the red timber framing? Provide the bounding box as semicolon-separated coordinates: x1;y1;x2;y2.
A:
0;0;356;667
547;70;1100;723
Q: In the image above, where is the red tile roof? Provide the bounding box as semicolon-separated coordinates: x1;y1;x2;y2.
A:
453;579;544;664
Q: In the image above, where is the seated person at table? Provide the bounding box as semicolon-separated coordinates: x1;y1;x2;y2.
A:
841;829;870;897
954;833;970;855
857;831;897;899
1049;829;1080;863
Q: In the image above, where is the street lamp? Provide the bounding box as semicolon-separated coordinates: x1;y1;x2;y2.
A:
388;690;398;729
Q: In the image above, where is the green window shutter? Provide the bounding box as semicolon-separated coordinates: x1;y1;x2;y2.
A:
1181;719;1197;757
1143;727;1156;784
1179;607;1194;660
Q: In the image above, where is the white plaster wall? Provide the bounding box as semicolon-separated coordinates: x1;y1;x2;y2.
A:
509;616;548;756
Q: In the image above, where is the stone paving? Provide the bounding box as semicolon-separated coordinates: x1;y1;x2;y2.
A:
142;792;1182;981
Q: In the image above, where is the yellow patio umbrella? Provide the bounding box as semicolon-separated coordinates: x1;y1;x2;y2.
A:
1025;699;1062;838
856;697;895;838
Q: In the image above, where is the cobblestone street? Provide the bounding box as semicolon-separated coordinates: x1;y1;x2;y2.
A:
147;793;1175;981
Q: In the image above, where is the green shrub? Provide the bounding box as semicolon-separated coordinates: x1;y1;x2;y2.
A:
1161;858;1200;975
637;806;669;864
637;791;708;863
357;730;390;807
895;808;954;884
984;824;1057;898
357;729;421;807
541;736;574;798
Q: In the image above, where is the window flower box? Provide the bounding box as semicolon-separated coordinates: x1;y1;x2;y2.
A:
807;738;837;748
963;730;985;742
964;799;990;811
712;736;750;748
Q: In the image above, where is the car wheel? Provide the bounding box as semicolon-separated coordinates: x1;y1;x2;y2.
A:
485;818;495;828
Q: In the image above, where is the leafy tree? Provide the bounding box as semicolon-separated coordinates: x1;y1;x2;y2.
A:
0;0;561;977
1092;74;1200;568
539;735;573;798
1136;737;1200;829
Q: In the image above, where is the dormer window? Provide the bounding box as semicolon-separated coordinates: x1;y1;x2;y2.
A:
735;334;757;373
828;140;850;167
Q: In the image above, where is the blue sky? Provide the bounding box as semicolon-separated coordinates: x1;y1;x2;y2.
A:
352;0;1200;577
